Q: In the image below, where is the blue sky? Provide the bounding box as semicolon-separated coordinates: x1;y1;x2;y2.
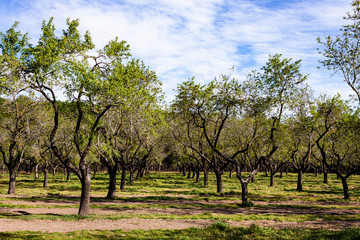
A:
0;0;353;101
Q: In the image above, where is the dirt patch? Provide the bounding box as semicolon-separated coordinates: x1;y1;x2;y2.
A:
1;219;359;232
0;219;212;232
1;203;360;217
1;194;360;232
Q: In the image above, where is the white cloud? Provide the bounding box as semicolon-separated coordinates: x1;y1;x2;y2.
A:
0;0;354;102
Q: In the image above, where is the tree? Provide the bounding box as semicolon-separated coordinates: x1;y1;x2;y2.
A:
25;18;158;215
285;90;316;191
318;0;360;103
314;95;360;199
0;23;38;194
97;95;163;198
202;55;307;205
171;80;214;187
172;78;232;193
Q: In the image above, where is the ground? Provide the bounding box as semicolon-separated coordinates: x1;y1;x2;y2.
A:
1;172;360;237
1;193;360;232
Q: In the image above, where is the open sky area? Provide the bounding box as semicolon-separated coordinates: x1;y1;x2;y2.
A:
0;0;354;102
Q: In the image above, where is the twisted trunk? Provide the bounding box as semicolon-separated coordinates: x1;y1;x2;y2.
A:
78;172;91;216
8;168;16;194
106;163;118;199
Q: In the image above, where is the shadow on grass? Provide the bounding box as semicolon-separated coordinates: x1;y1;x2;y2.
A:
0;223;360;240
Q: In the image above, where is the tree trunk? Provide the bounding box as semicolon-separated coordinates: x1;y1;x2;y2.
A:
214;171;223;193
341;176;350;199
203;169;208;187
120;168;126;191
35;163;39;179
280;171;283;178
229;169;233;178
106;165;117;199
323;172;328;184
240;180;248;204
78;173;91;216
66;169;71;181
296;171;303;191
251;175;255;183
187;167;191;178
43;168;49;187
129;170;134;184
270;171;275;186
182;166;186;176
195;170;200;183
8;168;16;194
140;168;145;178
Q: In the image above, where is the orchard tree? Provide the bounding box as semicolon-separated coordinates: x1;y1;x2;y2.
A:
314;95;360;199
26;18;158;215
201;55;308;205
97;96;163;198
172;78;232;193
171;80;214;187
318;0;360;103
286;89;316;191
0;23;39;194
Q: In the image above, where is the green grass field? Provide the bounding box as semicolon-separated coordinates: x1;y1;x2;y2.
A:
0;171;360;239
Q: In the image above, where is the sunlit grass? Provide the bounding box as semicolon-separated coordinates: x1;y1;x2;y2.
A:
2;211;360;223
1;171;360;238
1;171;360;202
1;223;360;240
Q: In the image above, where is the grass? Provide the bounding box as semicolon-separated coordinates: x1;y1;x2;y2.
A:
0;171;360;239
2;212;360;222
1;171;359;203
1;223;360;240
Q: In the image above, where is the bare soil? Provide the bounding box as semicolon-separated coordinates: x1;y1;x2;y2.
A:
1;194;360;232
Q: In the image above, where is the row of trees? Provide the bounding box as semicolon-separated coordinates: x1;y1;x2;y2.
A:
1;0;360;216
0;18;164;216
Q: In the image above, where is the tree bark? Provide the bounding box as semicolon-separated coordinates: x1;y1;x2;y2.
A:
214;170;223;193
203;169;208;187
129;170;134;184
120;168;126;191
270;171;275;186
43;168;49;187
297;171;303;191
323;172;328;184
35;163;39;179
8;168;16;194
251;175;255;183
66;169;71;181
106;164;118;199
78;173;91;216
341;176;350;199
195;170;200;183
240;180;248;204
